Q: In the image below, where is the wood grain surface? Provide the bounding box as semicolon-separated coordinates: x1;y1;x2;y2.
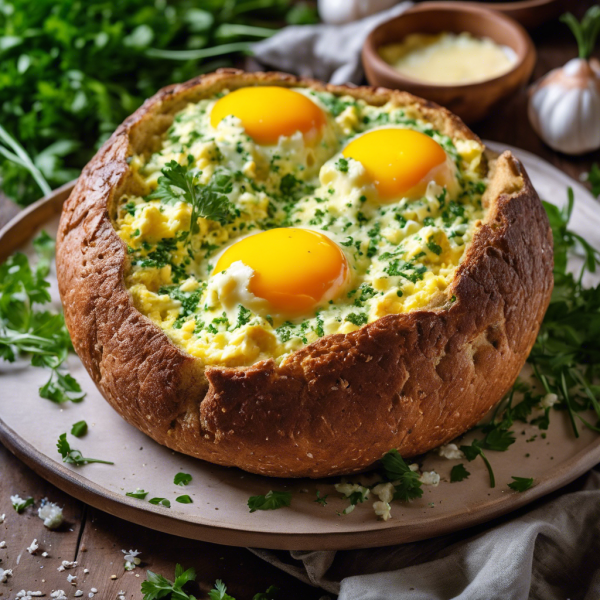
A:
0;1;599;596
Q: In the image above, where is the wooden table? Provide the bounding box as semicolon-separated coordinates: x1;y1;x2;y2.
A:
1;4;599;598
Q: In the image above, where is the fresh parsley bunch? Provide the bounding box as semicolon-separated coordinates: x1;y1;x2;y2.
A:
0;231;85;403
0;0;315;206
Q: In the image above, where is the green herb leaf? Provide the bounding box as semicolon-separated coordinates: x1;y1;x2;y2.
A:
380;449;423;501
252;586;280;600
460;440;495;488
314;490;328;506
148;497;171;508
584;163;600;198
176;495;193;504
70;420;88;438
247;490;292;513
209;580;236;600
508;476;534;492
141;563;197;600
56;433;113;466
450;464;471;482
12;496;34;513
126;489;148;500
174;472;192;486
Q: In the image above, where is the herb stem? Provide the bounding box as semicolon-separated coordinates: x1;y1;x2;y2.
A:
0;124;51;196
145;42;252;61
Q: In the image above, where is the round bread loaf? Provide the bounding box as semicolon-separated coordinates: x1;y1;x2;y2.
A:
56;69;553;478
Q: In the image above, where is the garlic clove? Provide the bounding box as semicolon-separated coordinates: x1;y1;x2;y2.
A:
528;58;600;155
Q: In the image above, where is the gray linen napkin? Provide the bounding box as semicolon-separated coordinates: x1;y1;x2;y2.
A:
252;3;413;85
251;468;600;599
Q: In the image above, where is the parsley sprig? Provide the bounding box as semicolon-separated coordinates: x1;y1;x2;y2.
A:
149;160;235;244
57;433;113;466
141;564;279;600
381;449;423;501
247;490;292;513
0;232;85;403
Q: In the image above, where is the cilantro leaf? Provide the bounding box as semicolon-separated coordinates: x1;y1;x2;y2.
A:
247;490;292;513
508;477;534;492
450;464;470;482
70;420;88;438
174;472;192;486
380;449;423;501
126;489;148;500
148;497;171;508
176;495;193;504
56;433;113;466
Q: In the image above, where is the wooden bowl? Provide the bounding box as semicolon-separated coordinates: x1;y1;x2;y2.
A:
469;0;568;29
362;2;537;123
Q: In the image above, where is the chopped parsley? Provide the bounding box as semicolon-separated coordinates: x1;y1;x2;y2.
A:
450;464;470;482
335;157;349;172
508;477;534;492
176;495;193;504
247;490;292;513
174;472;192;486
70;420;88;438
149;497;171;508
380;449;423;501
126;489;148;500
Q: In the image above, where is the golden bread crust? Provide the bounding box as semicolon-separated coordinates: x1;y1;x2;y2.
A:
56;69;553;478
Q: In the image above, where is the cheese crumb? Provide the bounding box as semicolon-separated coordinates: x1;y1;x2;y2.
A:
27;539;39;554
373;500;392;521
437;443;465;460
42;552;49;558
540;393;559;409
372;482;395;504
75;590;83;597
0;567;13;582
51;592;67;600
122;549;141;570
38;500;64;530
67;573;77;584
0;514;5;523
0;541;6;548
91;589;98;594
420;470;441;486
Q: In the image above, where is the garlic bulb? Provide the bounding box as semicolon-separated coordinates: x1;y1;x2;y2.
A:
528;7;600;155
318;0;399;25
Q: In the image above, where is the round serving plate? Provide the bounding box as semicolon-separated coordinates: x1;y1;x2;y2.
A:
0;143;599;551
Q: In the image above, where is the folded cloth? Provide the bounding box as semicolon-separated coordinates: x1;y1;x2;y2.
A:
250;467;600;599
252;3;413;85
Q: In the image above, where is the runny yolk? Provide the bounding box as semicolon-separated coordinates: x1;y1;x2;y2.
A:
343;128;449;200
210;87;326;145
214;228;348;314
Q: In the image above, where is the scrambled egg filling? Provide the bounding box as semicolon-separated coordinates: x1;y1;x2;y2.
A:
114;88;487;367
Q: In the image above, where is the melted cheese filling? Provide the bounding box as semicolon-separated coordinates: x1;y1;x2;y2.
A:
113;88;488;367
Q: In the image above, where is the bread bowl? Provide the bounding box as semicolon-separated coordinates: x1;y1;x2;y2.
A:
56;69;553;478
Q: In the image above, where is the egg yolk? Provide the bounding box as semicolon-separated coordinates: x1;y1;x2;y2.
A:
343;128;450;200
214;228;348;314
210;87;326;145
